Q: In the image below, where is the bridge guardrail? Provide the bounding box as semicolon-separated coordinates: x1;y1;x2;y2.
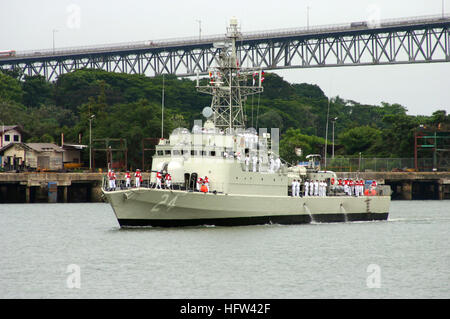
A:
3;13;450;61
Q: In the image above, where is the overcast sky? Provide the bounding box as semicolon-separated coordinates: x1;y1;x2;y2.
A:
1;0;449;116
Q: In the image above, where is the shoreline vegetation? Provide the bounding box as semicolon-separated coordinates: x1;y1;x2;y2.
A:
0;69;448;169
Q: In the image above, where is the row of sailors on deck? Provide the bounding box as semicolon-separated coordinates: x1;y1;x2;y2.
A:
196;176;210;193
204;151;282;173
108;169;143;189
108;169;211;192
292;180;328;197
109;169;173;190
291;178;377;197
244;154;282;173
337;178;377;196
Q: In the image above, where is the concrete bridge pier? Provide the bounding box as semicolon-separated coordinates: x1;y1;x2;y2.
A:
25;186;30;203
402;182;412;200
63;186;68;203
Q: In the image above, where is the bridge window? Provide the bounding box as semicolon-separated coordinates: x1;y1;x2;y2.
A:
173;150;181;155
164;150;171;155
157;151;163;156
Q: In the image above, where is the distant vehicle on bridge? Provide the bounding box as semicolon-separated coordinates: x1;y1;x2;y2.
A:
350;21;368;28
0;50;16;58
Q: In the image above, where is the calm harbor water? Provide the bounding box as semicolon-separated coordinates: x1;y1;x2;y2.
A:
0;200;449;299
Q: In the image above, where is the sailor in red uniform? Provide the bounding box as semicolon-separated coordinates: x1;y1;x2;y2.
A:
155;171;162;189
196;177;203;191
135;169;142;188
108;169;116;190
360;180;365;196
204;176;209;192
371;180;377;191
125;171;131;188
355;179;360;197
114;170;118;189
337;178;343;192
165;173;172;189
107;169;113;190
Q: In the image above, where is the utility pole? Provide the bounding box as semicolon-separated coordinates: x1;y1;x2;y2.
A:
324;98;331;170
359;152;362;172
161;74;165;138
89;114;95;171
331;117;338;159
0;120;4;149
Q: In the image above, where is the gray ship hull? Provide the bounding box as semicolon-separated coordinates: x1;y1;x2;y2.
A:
103;188;390;227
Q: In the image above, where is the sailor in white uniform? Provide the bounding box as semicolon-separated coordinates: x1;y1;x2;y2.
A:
321;180;327;197
314;180;319;196
275;157;281;172
304;180;309;197
291;179;297;197
295;179;301;197
269;157;275;173
309;180;314;196
245;154;250;171
318;180;323;197
252;155;258;172
344;178;349;196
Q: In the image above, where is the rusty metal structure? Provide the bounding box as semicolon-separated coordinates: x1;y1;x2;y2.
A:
92;138;127;170
414;129;450;171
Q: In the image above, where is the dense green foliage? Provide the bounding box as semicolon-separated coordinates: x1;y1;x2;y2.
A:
0;68;448;169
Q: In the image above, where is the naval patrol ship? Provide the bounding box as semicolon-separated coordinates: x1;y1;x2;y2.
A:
102;18;391;227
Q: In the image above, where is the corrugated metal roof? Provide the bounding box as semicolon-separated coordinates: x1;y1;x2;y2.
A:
25;143;64;152
62;143;88;150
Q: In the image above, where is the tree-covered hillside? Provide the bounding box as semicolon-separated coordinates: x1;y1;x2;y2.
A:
0;69;448;168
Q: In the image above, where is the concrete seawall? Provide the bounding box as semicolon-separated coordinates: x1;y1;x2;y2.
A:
0;171;449;203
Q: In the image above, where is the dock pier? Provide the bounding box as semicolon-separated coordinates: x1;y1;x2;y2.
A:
336;172;450;200
0;173;105;203
0;171;448;203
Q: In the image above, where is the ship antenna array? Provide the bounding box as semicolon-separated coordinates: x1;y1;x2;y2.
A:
196;17;263;131
161;74;165;138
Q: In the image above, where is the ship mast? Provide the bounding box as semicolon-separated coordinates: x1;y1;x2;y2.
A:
197;17;263;130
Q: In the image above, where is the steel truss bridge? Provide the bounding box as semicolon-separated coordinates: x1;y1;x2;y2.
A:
1;14;450;80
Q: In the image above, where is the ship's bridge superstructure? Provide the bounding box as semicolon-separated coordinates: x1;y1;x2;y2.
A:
150;122;288;196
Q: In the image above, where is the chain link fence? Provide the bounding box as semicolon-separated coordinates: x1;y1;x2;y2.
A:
324;157;447;172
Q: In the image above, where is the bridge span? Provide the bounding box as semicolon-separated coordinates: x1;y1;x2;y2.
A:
1;14;449;80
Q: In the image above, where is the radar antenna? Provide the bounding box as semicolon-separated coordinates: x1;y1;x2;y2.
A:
196;17;263;130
